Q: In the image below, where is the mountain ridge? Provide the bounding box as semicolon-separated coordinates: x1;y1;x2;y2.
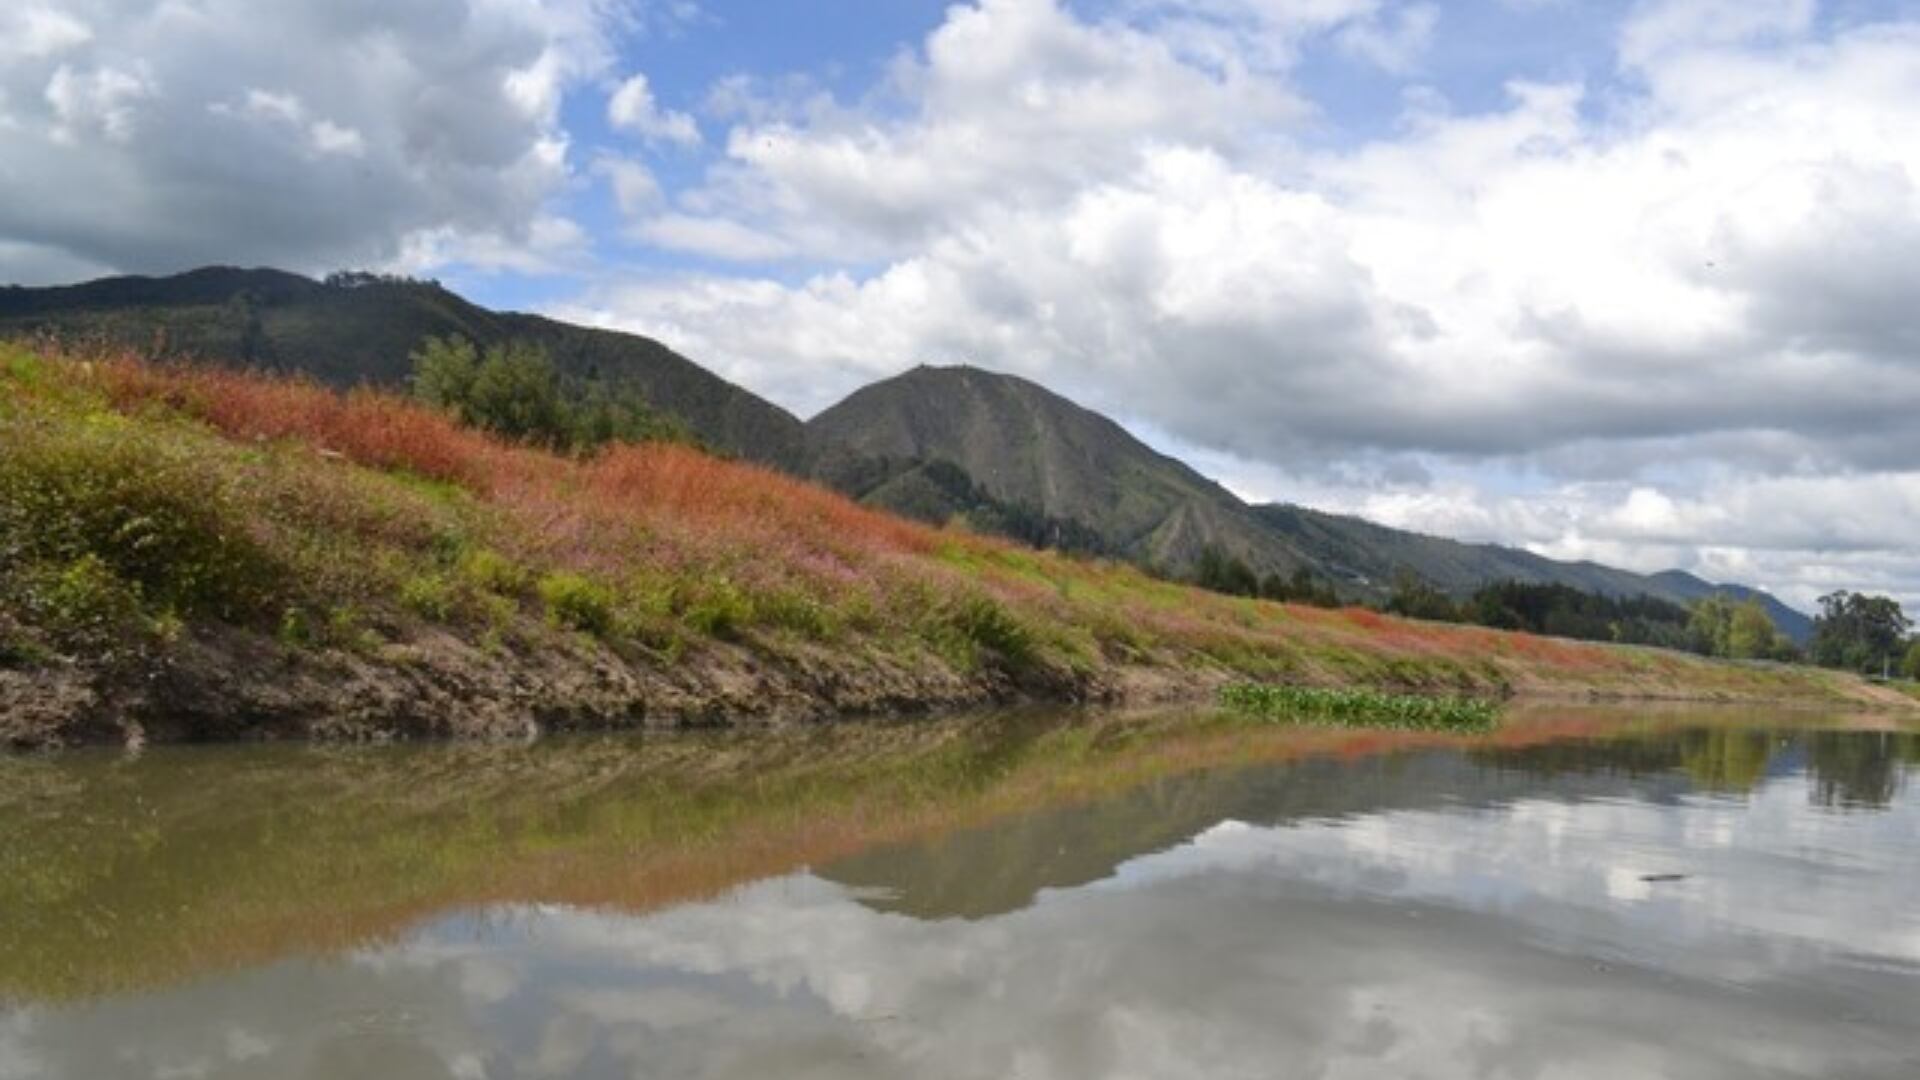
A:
811;362;1813;640
0;266;810;467
0;268;1811;638
809;363;1307;574
1250;503;1813;641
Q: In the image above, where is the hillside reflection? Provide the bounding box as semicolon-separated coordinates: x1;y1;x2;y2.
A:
5;707;1917;1080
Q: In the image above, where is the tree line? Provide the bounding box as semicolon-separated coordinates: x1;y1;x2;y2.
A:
1381;574;1798;661
1811;590;1917;678
410;335;693;453
1192;546;1920;678
1193;548;1341;607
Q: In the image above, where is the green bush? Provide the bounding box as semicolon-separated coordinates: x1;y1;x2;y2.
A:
755;589;837;640
611;605;684;658
456;548;530;596
24;555;144;644
399;573;456;621
0;628;52;669
538;572;615;635
327;605;384;653
278;606;316;647
410;335;692;453
681;578;754;641
0;420;279;621
278;604;383;652
940;593;1036;671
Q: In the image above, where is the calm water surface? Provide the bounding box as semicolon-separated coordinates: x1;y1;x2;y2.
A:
2;706;1918;1078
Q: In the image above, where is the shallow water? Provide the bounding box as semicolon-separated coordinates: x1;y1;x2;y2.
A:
2;706;1918;1078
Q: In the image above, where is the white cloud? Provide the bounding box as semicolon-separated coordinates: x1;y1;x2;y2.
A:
0;5;93;61
1620;0;1817;69
1335;2;1440;73
308;119;365;158
0;0;626;281
686;0;1306;261
212;90;366;158
392;211;591;278
607;72;700;146
596;155;664;215
44;62;154;143
631;213;794;261
238;88;302;125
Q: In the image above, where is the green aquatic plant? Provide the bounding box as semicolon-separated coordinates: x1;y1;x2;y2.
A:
1220;682;1500;731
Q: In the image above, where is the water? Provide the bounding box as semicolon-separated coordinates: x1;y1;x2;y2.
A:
2;706;1917;1078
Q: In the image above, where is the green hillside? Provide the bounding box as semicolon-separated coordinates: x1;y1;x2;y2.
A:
1251;504;1814;643
810;365;1814;639
808;364;1306;574
0;267;810;466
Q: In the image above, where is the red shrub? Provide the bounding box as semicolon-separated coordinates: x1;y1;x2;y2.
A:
94;358;499;487
83;354;959;580
1343;608;1390;633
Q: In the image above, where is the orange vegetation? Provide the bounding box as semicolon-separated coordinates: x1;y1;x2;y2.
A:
90;355;946;573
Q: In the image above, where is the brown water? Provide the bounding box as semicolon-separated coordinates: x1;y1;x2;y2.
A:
1;706;1917;1078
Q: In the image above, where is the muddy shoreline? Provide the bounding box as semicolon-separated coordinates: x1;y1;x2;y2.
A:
7;623;1909;749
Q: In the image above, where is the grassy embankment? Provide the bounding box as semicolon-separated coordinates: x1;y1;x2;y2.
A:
0;343;1903;744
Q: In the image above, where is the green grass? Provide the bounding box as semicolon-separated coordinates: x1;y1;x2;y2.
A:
1220;682;1501;732
537;571;617;635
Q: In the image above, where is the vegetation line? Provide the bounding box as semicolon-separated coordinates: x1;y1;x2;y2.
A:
1220;683;1501;732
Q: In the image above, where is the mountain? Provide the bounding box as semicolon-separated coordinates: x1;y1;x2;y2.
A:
810;364;1814;641
1;268;1814;640
808;364;1308;573
1252;504;1815;643
0;267;809;466
1643;572;1815;645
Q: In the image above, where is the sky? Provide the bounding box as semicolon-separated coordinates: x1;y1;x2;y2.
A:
2;0;1918;613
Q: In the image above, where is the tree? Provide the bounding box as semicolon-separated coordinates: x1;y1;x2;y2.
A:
1810;591;1912;674
1903;639;1920;682
410;334;480;417
409;334;688;453
1261;566;1340;608
1685;596;1733;657
1457;581;1694;648
1726;599;1783;661
1464;589;1523;631
1194;547;1259;598
464;339;567;446
1385;569;1460;622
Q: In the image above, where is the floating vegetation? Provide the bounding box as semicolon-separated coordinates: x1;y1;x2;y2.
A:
1220;683;1500;731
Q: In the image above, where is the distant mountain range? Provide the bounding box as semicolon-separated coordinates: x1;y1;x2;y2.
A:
0;267;1813;641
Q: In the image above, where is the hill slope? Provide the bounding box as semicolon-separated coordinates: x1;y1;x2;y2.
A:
1252;504;1815;642
0;267;809;466
813;365;1814;637
809;364;1306;573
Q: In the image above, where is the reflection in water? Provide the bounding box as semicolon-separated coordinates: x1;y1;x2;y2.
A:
2;710;1918;1078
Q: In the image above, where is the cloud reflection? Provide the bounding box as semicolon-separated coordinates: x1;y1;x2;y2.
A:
8;737;1919;1079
